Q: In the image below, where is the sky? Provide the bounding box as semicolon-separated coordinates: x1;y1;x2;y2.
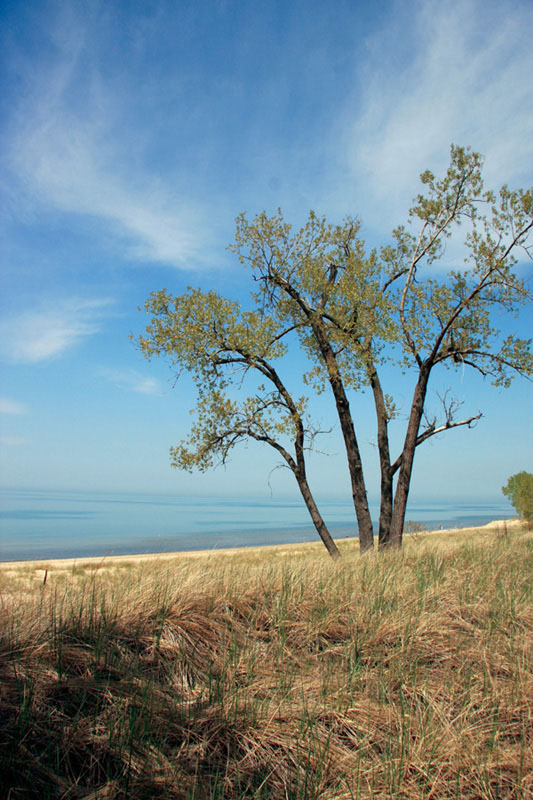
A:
1;0;532;507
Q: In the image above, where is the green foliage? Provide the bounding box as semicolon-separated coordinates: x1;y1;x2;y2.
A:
230;208;398;393
138;287;314;473
502;471;533;523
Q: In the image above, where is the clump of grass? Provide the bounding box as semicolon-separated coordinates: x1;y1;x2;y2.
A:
0;527;532;799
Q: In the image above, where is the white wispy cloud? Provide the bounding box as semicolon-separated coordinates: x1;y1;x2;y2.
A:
99;368;164;396
12;114;203;266
133;377;164;395
0;435;30;447
6;11;208;269
342;0;533;230
0;397;27;414
0;298;112;364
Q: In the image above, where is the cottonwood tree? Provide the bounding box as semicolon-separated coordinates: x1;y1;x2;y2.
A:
139;146;532;554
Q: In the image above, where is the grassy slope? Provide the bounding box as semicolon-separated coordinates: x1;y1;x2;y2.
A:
0;526;532;799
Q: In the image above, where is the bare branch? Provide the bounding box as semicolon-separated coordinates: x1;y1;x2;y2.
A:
391;391;482;475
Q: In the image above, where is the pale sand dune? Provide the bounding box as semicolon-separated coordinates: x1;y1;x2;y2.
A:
0;519;521;573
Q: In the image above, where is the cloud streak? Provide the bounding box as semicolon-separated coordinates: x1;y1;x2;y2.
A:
0;298;112;364
12;114;204;266
0;436;30;447
6;9;208;269
0;397;27;414
99;368;164;396
341;0;533;230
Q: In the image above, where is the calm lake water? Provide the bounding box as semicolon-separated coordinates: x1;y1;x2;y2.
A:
0;488;513;562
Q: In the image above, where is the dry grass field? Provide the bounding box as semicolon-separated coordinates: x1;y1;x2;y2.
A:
0;522;531;799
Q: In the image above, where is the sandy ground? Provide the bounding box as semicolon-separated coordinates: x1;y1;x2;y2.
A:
0;518;521;573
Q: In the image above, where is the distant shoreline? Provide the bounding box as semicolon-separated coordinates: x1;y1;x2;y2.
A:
0;518;522;571
0;490;512;564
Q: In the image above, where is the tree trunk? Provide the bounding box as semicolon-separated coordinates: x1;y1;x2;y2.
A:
292;424;341;559
335;393;375;553
367;366;394;549
311;316;374;553
388;367;431;548
297;471;341;559
378;468;394;548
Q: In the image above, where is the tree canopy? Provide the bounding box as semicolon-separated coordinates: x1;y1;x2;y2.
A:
139;145;532;555
502;471;533;525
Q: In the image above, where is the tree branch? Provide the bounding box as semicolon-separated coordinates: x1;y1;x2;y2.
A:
391;392;482;475
429;219;533;363
434;347;533;379
317;262;340;310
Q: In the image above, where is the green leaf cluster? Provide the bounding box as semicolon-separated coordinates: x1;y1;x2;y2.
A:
138;287;315;473
230;209;398;394
502;472;533;523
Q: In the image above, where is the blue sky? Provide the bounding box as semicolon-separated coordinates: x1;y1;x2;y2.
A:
1;0;532;505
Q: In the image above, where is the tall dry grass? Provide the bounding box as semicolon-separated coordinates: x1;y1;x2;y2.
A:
0;526;532;799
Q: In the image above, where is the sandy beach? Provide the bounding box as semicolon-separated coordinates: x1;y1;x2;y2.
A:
0;518;520;573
